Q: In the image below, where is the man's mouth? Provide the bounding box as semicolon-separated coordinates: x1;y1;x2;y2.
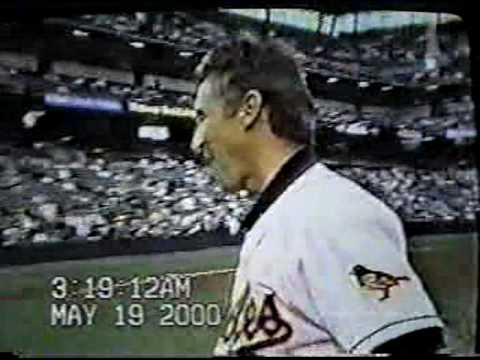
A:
202;150;214;166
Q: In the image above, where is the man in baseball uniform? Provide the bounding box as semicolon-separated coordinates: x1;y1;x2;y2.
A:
190;35;446;355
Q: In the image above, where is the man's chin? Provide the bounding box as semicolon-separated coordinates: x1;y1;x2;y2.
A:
224;182;243;193
216;177;240;193
205;165;245;193
217;175;243;194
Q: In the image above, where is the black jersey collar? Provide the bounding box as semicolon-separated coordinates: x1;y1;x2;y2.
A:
240;146;317;234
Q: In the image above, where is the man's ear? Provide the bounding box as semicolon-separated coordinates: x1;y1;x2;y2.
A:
238;89;263;132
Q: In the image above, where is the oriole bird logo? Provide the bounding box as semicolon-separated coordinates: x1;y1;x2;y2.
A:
350;265;411;301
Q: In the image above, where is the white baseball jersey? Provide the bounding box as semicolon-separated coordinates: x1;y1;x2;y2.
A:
214;147;444;356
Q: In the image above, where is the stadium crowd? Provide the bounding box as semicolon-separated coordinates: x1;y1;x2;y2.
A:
0;144;253;247
0;12;477;250
313;96;475;145
336;166;478;222
0;142;477;248
2;65;474;147
72;12;470;86
1;11;474;144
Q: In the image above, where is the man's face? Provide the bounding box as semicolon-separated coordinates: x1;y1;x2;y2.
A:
191;76;251;192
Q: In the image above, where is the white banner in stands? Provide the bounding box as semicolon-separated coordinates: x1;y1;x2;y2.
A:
138;126;170;141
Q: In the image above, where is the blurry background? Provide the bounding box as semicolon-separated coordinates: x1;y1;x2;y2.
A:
0;9;477;355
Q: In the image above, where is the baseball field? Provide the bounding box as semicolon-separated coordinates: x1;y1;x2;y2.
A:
0;232;477;356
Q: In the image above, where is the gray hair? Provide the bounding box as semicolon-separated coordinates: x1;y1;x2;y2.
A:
194;34;314;145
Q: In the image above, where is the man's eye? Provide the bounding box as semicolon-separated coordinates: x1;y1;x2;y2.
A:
195;115;206;124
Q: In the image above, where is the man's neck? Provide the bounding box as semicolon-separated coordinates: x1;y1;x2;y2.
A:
254;142;305;193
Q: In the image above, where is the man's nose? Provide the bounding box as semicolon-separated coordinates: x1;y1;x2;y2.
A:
190;122;206;156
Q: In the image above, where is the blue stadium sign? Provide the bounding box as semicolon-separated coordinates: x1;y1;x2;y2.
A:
44;93;125;114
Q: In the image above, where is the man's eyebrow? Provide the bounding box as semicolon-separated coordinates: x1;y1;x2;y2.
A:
195;109;206;117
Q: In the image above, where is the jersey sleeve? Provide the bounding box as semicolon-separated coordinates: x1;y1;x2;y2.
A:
298;211;444;354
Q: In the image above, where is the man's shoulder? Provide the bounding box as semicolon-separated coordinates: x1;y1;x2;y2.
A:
263;162;401;233
278;163;388;212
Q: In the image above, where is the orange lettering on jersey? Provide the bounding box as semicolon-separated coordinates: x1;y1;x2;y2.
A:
218;284;293;355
